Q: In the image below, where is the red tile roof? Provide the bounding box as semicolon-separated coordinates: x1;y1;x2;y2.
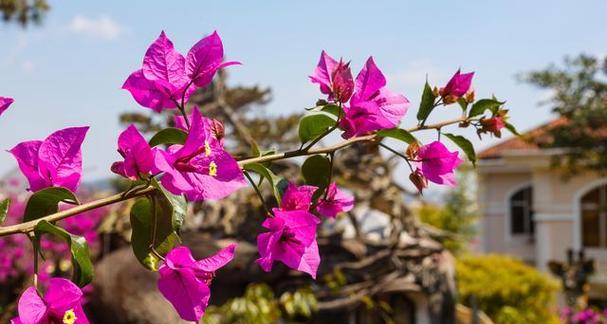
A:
478;118;567;159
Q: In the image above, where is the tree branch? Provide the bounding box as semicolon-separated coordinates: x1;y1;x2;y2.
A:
0;116;469;237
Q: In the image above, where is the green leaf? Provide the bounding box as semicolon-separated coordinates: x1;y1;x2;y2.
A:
377;128;417;144
24;187;79;223
151;179;186;231
443;133;476;166
416;81;437;122
301;155;331;193
244;163;284;202
298;113;336;144
149;127;187;147
321;104;342;118
0;199;9;225
130;196;180;271
34;220;94;287
504;122;520;136
468;99;503;118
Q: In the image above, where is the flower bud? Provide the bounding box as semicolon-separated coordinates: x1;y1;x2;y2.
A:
211;119;225;140
409;170;428;194
405;141;420;160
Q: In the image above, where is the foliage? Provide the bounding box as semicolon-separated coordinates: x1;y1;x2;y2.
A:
522;54;607;176
202;283;317;324
417;172;477;254
0;0;49;26
457;254;560;324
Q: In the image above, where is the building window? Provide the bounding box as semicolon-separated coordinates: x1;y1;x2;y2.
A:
510;186;534;235
581;185;607;248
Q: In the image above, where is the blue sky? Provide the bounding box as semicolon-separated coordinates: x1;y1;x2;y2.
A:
0;0;606;181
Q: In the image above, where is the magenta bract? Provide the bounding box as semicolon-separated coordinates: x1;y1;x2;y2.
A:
415;141;463;187
186;31;241;88
152;108;246;201
340;57;409;138
256;209;320;278
9;127;89;192
440;69;474;98
111;124;154;180
12;278;89;324
123;31;238;112
309;51;354;103
279;182;317;212
0;96;14;116
316;182;354;218
158;244;236;322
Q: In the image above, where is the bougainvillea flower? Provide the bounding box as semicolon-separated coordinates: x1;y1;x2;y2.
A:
340;57;409;138
415;141;463;187
279;183;317;211
174;113;225;144
9;127;89;192
11;278;89;324
123;31;237;112
152;108;246;201
439;69;474;102
111;125;154;179
123;31;194;112
256;209;320;278
0;96;14;116
186;31;240;88
309;51;354;102
316;183;354;218
158;244;236;322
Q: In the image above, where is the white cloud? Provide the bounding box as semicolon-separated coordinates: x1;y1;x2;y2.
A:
68;15;124;40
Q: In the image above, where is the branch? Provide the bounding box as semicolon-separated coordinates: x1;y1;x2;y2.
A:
0;185;156;236
0;116;469;237
237;116;468;167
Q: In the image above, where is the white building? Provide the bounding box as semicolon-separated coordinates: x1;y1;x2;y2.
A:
477;118;607;297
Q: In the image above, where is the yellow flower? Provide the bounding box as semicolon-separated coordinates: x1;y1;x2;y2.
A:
204;140;212;157
209;161;218;177
63;309;77;324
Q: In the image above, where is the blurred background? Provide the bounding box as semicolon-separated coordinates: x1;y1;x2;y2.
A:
1;1;607;323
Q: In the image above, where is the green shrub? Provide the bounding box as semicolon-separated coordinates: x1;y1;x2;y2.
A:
457;254;560;324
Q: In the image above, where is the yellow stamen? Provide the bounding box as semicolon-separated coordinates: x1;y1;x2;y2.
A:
63;309;77;324
204;141;212;157
209;161;217;177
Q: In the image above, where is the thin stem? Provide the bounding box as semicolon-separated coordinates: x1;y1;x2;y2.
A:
178;106;191;129
324;152;335;200
29;232;39;290
378;142;414;173
244;171;272;216
181;80;194;110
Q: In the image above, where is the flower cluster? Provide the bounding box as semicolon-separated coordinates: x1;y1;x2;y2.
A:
560;306;607;324
310;51;410;138
1;29;513;323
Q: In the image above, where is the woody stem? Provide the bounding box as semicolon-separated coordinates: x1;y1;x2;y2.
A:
0;116;472;237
